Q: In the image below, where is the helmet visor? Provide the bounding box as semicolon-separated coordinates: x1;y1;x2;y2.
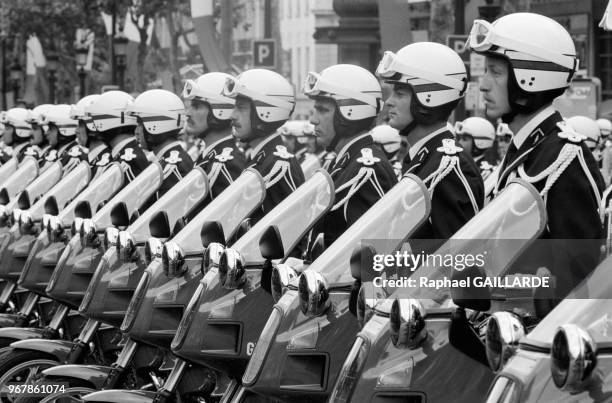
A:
182;79;235;105
222;76;294;111
376;51;466;92
467;19;576;71
302;71;379;107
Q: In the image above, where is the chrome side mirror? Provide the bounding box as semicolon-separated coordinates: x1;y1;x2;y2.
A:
389;298;427;349
201;242;225;275
162;241;186;278
298;270;330;317
218;248;246;289
271;263;298;303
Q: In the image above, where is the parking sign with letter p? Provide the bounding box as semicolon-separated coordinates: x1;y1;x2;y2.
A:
253;39;276;68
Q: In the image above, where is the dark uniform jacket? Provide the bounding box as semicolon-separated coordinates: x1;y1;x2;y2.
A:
155;140;194;197
196;135;247;200
403;126;484;242
496;107;604;298
111;136;150;184
317;133;398;246
247;133;305;222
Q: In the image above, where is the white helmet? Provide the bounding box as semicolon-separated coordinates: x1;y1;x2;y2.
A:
376;42;467;108
303;64;381;121
222;69;295;123
85;90;136;133
127;89;184;135
468;13;577;93
567;116;600;150
2;108;31;138
454;117;496;150
182;72;235;121
370;124;400;154
596;118;612;137
42;104;78;137
70;94;101;132
26;104;53;129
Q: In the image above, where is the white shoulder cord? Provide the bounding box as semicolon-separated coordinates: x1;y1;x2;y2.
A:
331;166;385;220
517;143;603;222
263;159;296;190
423;154;480;215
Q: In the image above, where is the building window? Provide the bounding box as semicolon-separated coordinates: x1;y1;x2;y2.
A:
599;30;612;100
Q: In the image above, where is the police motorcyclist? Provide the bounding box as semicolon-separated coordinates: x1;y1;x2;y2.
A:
223;69;305;220
304;64;398;246
1;108;35;162
40;104;82;172
69;94;112;178
85;91;150;185
182;72;246;200
377;42;484;240
454;116;497;178
127;89;194;199
469;12;604;299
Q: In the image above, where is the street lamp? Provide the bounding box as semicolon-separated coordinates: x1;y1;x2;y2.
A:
9;61;22;105
75;45;88;99
113;33;128;90
47;54;59;103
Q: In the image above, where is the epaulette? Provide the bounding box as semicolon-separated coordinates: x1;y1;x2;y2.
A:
273;145;294;160
68;145;84;158
45;149;59;162
120;147;138;162
208;147;236;188
164;150;183;164
95;152;111;167
24;146;39;157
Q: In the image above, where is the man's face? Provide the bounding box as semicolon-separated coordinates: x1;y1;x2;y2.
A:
385;84;414;131
77;121;88;146
46;125;59;147
30;124;44;145
480;57;512;120
185;99;209;136
230;96;253;141
456;134;474;155
310;98;336;149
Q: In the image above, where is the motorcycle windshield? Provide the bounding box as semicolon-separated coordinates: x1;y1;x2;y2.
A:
232;169;335;265
18;161;63;210
172;168;266;254
1;157;38;202
58;162;124;225
528;254;612;346
393;179;547;306
92;162;163;230
0;158;17;184
300;154;321;180
309;174;431;287
129;168;209;243
26;161;90;221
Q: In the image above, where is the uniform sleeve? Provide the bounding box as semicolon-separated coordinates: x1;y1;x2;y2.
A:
544;146;604;297
255;156;305;223
429;155;484;239
126;146;150;179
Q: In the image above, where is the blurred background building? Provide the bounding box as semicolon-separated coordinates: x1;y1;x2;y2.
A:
0;0;610;119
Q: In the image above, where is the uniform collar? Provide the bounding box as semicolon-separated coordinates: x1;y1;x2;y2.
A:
334;133;372;165
511;105;556;149
155;140;182;160
111;137;136;158
250;133;282;159
408;123;453;161
201;135;234;156
57;140;75;156
88;143;108;161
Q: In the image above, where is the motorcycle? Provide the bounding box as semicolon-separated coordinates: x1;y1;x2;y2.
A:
325;179;547;403
236;174;431;402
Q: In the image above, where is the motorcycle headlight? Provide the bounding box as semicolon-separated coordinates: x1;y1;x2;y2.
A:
162;241;186;278
144;237;164;265
389;298;427;348
356;283;385;330
486;311;526;373
218;248;246;289
271;263;298;303
104;227;119;250
328;337;369;403
201;242;224;275
80;218;98;247
117;230;137;262
47;216;63;242
551;324;597;393
71;217;83;236
298;269;330;317
18;211;33;234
